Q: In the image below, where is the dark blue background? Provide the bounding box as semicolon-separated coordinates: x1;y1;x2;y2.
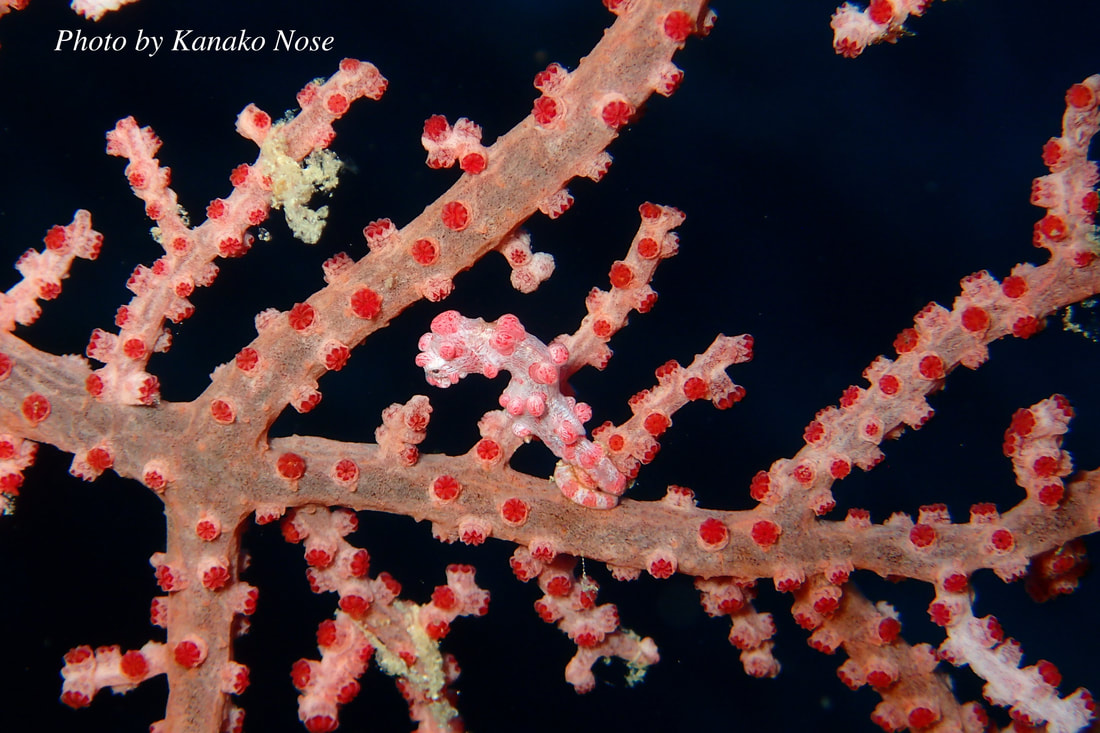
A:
1;1;1099;731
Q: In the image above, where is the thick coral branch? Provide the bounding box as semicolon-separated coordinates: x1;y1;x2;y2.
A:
197;0;712;441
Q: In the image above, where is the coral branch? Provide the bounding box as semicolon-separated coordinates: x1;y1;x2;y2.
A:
0;210;101;332
2;2;1100;733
